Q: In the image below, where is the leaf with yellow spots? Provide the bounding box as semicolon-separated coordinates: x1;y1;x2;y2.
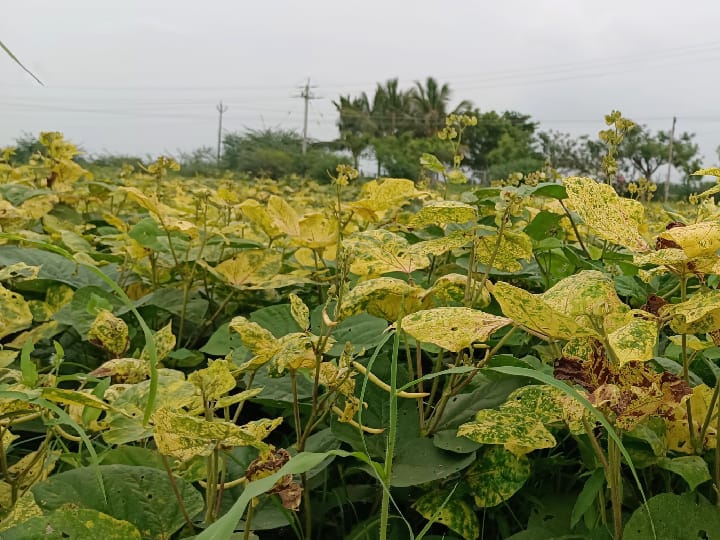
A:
465;445;530;508
269;333;319;374
0;262;39;282
214;387;263;409
41;387;113;411
409;200;477;228
1;507;142;539
87;309;129;357
152;408;279;461
657;221;720;259
407;229;475;258
413;490;479;540
188;360;236;401
500;385;565;425
0;491;42;532
239;199;281;238
0;284;32;340
337;277;424;322
343;229;429;276
474;229;533;272
607;317;657;365
289;293;310;331
229;316;278;356
491;281;595;340
541;270;626;323
291;212;338;250
401;307;511;352
88;358;149;384
563;176;650;252
634;248;689;267
208;249;282;289
267;195;300;237
668;334;714;351
666;384;717;453
140;323;175;363
661;288;720;334
349;178;428;215
457;409;556;454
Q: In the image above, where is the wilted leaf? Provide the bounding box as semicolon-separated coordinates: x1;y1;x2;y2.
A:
413;490;479;540
466;445;530;507
0;262;39;282
401;307;511;352
89;357;150;384
564;177;650;252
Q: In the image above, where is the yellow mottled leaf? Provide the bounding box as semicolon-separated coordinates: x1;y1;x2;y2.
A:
607;317;657;365
501;385;565;425
344;229;429;276
0;285;32;340
0;263;40;282
475;229;532;272
458;409;556;454
422;273;490;309
87;309;129;357
413;490;479;540
188;360;236;401
267;195;300;236
662;289;720;334
657;221;720;259
466;446;530;508
140;322;176;363
210;249;282;289
401;307;510;352
666;384;717;453
338;277;424;321
350;178;428;215
0;491;42;532
668;335;714;351
229;316;279;367
541;270;625;322
491;281;595;340
564;177;650;252
409;200;477;228
41;387;112;411
292;212;337;250
289;293;310;331
407;230;475;258
88;358;150;384
239;199;281;238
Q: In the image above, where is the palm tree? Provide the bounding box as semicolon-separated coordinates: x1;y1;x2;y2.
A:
411;77;472;136
333;94;374;169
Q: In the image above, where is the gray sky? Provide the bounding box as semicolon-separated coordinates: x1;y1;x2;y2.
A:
3;0;720;171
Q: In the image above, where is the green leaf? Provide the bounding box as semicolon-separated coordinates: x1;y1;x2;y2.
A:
623;492;720;539
2;506;141;539
570;468;606;527
524;211;563;241
413;490;479;540
401;307;511;352
656;456;712;491
31;465;204;539
390;437;476;487
20;340;37;387
466;445;530;507
420;153;445;174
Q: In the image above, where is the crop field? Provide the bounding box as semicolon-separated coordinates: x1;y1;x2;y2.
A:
1;122;720;540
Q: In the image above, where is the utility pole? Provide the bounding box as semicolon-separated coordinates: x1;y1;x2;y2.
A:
216;100;228;166
664;116;676;203
295;79;318;154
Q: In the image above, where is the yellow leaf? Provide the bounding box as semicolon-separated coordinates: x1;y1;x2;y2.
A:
422;273;490;309
409;200;477;228
292;213;337;249
140;322;176;363
267;195;300;237
210;249;282;289
657;221;720;259
41;388;113;411
229;316;279;365
475;230;533;272
239;199;281;238
188;360;236;401
607;317;657;365
491;281;595;340
662;289;720;334
401;308;511;352
458;409;556;454
668;335;714;351
344;230;429;276
88;358;150;384
349;178;428;215
0;284;32;340
87;309;129;357
563;177;650;252
541;270;625;322
666;384;717;453
407;230;475;258
338;277;424;321
289;293;310;331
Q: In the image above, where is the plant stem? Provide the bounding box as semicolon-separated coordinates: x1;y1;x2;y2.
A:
607;435;623;540
679;275;699;453
559;199;592;260
243;500;254;540
162;454;194;531
379;313;403;540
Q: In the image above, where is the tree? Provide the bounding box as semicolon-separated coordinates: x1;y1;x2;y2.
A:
410;77;472;137
620;126;700;184
538;130;605;177
333;94;374;169
462;110;543;180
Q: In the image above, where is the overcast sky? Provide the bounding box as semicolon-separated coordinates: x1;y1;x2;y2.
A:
3;0;720;171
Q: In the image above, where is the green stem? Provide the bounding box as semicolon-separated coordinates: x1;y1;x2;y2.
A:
243;500;254;540
607;435;623;540
559;199;592;260
380;312;403;540
162;455;194;531
679;276;699;453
